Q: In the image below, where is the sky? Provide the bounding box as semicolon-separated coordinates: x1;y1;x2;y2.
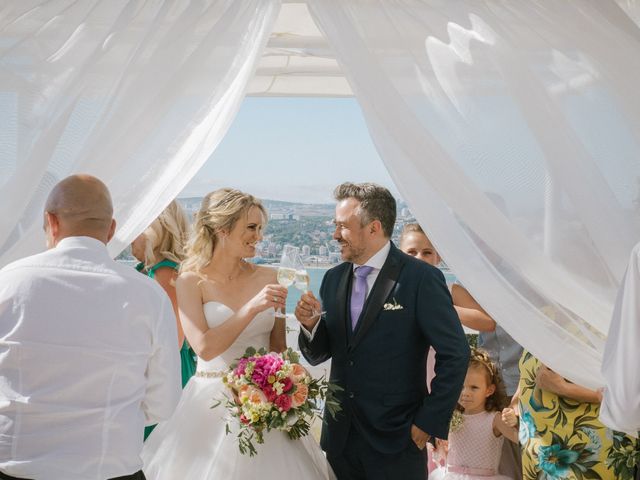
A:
178;93;638;212
179;97;400;203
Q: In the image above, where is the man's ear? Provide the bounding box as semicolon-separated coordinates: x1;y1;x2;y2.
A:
46;211;59;235
44;211;60;248
370;219;383;235
106;219;116;243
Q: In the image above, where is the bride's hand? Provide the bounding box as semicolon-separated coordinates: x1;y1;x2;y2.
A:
243;284;287;317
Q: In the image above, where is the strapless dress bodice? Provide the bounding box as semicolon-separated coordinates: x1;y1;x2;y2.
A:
196;302;275;374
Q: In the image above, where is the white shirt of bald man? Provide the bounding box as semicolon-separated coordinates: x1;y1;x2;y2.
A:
0;236;181;480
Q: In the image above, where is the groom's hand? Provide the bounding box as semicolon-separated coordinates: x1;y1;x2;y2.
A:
295;292;322;331
411;424;431;450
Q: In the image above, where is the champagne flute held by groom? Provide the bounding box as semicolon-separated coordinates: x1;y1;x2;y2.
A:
296;183;470;480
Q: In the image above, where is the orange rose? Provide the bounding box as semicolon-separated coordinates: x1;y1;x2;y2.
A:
291;383;309;408
248;387;267;404
237;385;250;403
239;385;266;405
291;363;308;382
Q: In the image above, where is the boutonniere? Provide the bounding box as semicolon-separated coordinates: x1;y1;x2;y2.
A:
383;298;404;311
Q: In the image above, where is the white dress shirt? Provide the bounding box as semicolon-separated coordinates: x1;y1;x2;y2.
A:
600;242;640;436
303;241;391;339
0;236;181;480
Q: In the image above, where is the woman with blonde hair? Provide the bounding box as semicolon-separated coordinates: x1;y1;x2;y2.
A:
141;188;334;480
131;200;196;439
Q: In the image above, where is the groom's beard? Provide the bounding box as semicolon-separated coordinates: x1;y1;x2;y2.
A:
339;242;366;264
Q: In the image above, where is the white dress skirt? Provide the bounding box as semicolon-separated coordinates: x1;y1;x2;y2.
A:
141;303;335;479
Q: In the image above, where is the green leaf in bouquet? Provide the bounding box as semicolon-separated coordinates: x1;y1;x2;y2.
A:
283;347;300;364
287;419;311;440
325;383;344;420
244;346;257;357
325;399;342;420
238;433;258;457
233;425;266;457
327;382;344;394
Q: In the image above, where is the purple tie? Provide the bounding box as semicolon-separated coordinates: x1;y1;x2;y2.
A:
350;265;374;330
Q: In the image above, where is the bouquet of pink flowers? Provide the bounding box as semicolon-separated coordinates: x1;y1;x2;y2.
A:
216;347;341;456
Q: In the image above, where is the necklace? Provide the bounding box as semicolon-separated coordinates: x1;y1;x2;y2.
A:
208;260;247;283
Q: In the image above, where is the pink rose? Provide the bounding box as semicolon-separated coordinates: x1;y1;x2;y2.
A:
275;394;292;412
281;377;293;393
262;384;278;402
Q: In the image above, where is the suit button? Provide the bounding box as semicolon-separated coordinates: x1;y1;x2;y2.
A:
348;392;355;399
348;360;354;367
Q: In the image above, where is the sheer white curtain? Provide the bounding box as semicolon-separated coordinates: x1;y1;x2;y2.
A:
309;0;640;388
600;243;640;435
0;0;279;265
616;0;640;26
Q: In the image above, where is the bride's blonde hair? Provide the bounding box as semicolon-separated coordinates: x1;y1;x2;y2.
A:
142;200;189;268
181;188;266;273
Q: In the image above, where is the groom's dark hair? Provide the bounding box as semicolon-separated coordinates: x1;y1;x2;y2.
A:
334;182;396;238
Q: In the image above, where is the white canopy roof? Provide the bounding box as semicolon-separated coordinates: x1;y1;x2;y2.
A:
248;2;353;96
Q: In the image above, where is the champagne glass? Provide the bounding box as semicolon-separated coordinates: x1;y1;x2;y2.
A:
293;257;310;292
275;245;298;318
292;253;325;319
293;270;310;291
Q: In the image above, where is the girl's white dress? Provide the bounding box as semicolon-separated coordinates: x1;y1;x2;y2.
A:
430;411;512;480
141;302;334;479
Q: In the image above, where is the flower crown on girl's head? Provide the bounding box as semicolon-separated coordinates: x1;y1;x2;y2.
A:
467;348;509;413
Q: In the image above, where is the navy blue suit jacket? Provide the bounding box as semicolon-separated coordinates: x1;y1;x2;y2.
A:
298;243;470;456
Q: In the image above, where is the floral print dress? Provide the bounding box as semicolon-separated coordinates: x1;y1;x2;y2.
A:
519;351;638;479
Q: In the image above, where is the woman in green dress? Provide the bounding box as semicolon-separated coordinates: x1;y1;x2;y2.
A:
131;200;196;440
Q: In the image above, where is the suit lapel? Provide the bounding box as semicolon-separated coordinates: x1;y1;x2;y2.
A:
335;262;352;347
350;244;404;350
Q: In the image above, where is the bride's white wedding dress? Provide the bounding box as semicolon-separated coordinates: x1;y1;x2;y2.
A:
142;302;334;479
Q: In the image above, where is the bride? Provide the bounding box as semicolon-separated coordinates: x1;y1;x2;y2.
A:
142;188;334;479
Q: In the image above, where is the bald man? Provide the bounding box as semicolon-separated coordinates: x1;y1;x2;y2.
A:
0;175;181;480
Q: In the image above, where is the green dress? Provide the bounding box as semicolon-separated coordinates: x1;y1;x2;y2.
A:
138;259;197;440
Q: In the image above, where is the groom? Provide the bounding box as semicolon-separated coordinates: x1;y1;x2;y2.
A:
296;182;470;480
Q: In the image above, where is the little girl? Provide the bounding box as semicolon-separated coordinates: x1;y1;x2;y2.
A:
431;349;518;480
